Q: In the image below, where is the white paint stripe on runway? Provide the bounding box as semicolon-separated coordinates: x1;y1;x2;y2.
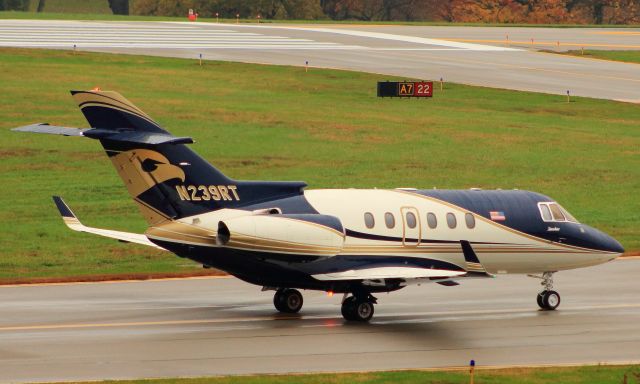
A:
0;43;366;50
196;23;523;52
0;38;319;43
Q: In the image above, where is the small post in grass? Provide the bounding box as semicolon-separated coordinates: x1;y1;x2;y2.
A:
469;359;476;384
199;53;203;66
215;12;219;23
305;60;309;73
440;77;444;91
236;13;239;24
566;90;570;103
73;44;76;55
581;46;584;55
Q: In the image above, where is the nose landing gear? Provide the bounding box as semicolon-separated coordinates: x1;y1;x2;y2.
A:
535;272;560;310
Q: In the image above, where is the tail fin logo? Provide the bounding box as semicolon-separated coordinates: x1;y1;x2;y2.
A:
110;149;186;198
132;149;186;184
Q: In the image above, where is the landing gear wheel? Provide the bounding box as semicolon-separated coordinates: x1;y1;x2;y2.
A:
353;300;374;322
536;292;545;309
341;296;374;322
273;288;303;313
341;296;357;321
540;290;560;310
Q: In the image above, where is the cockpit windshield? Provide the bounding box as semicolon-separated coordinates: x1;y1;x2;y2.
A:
538;202;579;223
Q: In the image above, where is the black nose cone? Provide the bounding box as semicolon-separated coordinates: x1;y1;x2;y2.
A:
603;235;625;254
590;227;624;253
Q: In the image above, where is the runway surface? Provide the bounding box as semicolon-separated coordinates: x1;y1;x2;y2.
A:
1;258;639;383
0;20;639;101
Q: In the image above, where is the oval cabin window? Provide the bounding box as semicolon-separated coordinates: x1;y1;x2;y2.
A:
364;212;375;229
427;212;437;229
385;212;395;229
406;212;417;229
446;212;457;229
465;213;475;229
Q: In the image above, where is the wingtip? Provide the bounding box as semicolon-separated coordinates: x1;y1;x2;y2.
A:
52;196;76;219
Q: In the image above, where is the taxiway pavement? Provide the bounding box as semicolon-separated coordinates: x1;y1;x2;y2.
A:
0;20;638;101
1;258;639;383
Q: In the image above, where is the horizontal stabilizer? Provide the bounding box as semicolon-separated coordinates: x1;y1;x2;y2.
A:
82;129;194;145
12;123;88;136
52;196;165;250
312;267;466;281
13;124;193;146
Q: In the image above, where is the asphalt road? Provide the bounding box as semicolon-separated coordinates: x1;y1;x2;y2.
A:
1;258;639;383
0;20;639;101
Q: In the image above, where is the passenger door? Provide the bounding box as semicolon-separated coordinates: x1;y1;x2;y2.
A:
401;207;421;246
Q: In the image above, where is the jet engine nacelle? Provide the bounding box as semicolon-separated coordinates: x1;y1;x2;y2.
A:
217;214;344;257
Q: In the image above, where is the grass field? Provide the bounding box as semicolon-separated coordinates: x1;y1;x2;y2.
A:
41;365;640;383
27;0;112;14
0;48;638;281
564;49;640;64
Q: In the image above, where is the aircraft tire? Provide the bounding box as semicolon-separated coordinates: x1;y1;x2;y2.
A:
536;292;545;309
274;288;303;313
353;300;374;322
341;296;357;321
341;297;374;322
541;290;560;310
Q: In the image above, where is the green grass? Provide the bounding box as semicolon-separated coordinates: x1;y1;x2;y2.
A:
564;49;640;64
0;48;638;280
27;0;112;14
2;11;640;28
57;365;640;383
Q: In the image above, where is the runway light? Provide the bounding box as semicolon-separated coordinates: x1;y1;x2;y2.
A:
327;291;334;297
92;86;101;92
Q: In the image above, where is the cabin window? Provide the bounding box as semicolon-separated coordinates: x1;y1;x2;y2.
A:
549;204;566;221
539;204;552;221
405;212;417;229
446;213;457;229
465;213;475;229
384;212;395;229
538;202;579;223
427;212;437;229
559;205;578;223
364;212;375;229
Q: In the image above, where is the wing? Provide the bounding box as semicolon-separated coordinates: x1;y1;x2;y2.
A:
52;196;166;250
312;241;493;283
312;267;466;281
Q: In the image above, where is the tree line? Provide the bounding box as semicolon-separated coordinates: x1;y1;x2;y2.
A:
1;0;639;24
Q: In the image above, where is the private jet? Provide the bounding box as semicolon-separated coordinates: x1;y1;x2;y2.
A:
13;90;624;322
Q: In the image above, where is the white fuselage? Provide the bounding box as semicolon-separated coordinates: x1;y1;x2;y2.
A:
169;188;619;275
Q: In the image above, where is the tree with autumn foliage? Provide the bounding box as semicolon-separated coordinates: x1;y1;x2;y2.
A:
127;0;640;24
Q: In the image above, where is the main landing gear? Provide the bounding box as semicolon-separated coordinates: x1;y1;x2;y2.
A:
535;272;560;310
271;288;377;322
273;288;303;313
341;292;377;322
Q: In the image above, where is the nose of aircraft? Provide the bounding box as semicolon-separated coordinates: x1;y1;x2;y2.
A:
587;226;624;254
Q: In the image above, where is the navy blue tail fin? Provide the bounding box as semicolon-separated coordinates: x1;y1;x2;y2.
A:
71;90;305;225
